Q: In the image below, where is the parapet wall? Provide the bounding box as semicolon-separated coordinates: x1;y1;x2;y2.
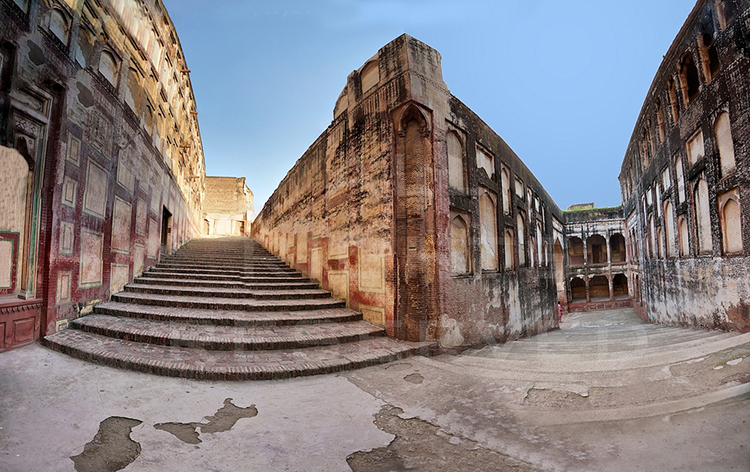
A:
253;35;563;346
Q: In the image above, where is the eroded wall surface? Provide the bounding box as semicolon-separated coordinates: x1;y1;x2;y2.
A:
0;0;206;347
618;0;750;332
203;176;253;236
253;35;561;346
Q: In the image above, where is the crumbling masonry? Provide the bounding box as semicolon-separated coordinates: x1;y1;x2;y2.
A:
253;0;750;345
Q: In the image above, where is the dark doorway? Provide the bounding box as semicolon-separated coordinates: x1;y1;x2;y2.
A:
161;206;172;256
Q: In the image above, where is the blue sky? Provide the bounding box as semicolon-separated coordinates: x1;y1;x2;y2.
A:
162;0;697;214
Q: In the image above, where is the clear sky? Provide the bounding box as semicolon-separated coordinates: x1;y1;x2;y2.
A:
162;0;697;214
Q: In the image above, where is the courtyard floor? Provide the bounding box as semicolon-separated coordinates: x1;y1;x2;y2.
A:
1;307;748;471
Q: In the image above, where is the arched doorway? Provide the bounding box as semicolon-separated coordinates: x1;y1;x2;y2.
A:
586;235;607;265
589;275;609;301
570;277;586;302
613;274;628;299
610;233;626;263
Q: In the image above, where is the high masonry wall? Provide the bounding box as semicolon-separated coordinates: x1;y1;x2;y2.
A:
203;177;254;236
253;35;561;346
0;0;206;350
618;0;750;332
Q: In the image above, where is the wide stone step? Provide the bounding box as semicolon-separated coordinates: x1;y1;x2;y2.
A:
123;283;331;300
451;331;750;373
111;291;346;311
163;256;286;266
489;329;733;354
94;302;364;326
144;269;243;280
151;266;300;276
71;315;386;350
156;262;297;272
132;277;319;291
43;330;435;381
140;271;310;284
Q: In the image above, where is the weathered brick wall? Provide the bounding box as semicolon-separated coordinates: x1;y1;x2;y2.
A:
619;0;750;332
204;177;253;235
0;0;206;343
253;35;561;345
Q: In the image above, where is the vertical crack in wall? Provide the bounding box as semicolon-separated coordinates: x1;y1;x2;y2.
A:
154;397;258;444
70;417;143;472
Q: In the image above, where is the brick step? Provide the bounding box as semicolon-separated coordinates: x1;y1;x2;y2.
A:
71;315;386;350
162;256;286;265
132;277;319;291
123;283;331;300
94;302;364;326
152;265;299;275
111;291;346;311
139;271;310;284
43;330;436;381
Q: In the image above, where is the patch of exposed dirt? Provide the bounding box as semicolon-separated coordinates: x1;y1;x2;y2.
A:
346;405;541;472
70;417;142;472
154;397;257;444
404;373;424;384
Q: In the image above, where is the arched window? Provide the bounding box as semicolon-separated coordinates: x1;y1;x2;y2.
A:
568;237;584;267
99;50;119;86
694;178;712;254
679;53;701;105
501;168;511;214
664;201;676;256
656;227;664;259
686;129;704;166
678;216;689;257
586;234;607;265
447;132;467;193
610;233;626;263
648;215;655;258
675;157;685;203
721;198;742;254
517;214;526;267
450;215;471;274
360;61;379;93
49;9;70;44
504;229;514;270
656;100;666;142
479;192;498;270
715;112;736;176
536;223;543;268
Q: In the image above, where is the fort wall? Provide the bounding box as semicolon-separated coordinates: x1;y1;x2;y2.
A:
253;35;562;345
618;0;750;332
0;0;206;349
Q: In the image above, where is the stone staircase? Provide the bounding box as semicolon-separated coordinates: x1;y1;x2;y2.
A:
44;237;434;380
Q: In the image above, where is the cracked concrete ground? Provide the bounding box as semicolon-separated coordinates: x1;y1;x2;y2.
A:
1;308;748;471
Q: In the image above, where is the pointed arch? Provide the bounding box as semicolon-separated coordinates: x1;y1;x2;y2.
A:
450;214;471;274
479;190;498;270
447;131;467;192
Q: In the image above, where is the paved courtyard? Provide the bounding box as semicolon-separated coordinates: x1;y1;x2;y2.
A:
1;308;748;471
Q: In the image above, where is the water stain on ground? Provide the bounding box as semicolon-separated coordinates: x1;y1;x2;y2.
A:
154;397;258;444
70;417;142;472
347;405;541;472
